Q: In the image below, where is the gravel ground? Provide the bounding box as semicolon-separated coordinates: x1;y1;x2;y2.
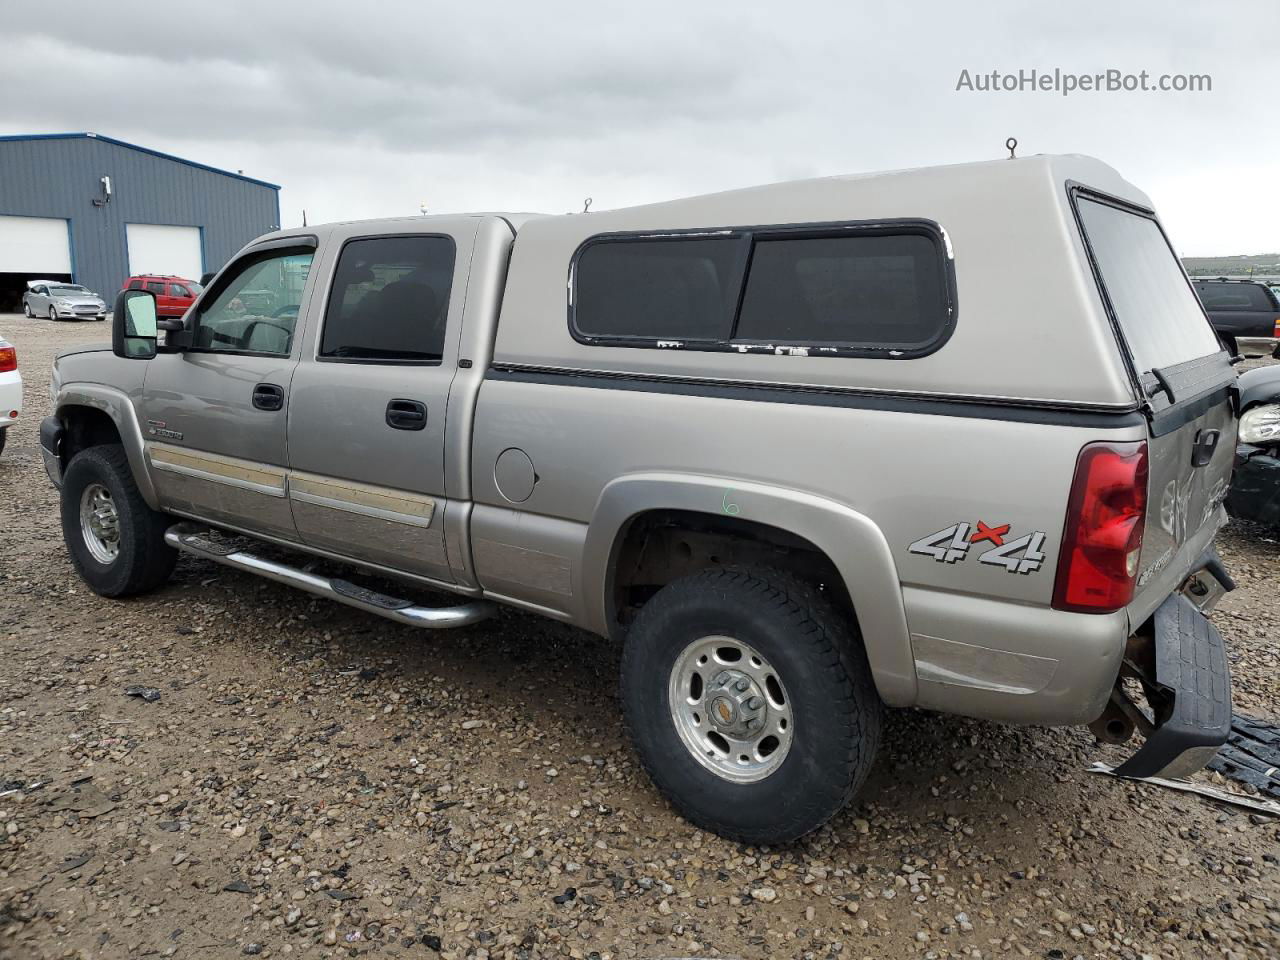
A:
1;312;1278;960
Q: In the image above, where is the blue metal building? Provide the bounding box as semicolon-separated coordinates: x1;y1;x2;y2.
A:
0;132;280;310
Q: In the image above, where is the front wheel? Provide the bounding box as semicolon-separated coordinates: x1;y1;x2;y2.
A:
60;444;177;596
48;305;58;322
621;567;882;844
23;301;32;318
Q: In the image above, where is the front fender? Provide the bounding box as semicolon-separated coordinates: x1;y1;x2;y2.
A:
56;383;159;509
581;472;917;707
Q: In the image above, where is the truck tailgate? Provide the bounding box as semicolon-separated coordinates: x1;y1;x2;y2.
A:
1128;382;1235;627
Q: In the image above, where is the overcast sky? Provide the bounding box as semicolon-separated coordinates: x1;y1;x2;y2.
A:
4;0;1277;256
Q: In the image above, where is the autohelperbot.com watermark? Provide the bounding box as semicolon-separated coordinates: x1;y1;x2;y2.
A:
955;68;1211;96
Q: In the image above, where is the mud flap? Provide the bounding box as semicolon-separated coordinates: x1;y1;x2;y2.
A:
1113;594;1232;780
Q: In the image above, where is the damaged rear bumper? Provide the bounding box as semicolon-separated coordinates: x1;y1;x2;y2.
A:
1109;593;1233;780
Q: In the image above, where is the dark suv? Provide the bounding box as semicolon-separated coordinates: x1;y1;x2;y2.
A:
1192;278;1280;356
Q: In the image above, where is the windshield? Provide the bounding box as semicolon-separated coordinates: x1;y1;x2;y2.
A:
51;285;90;297
1076;197;1222;374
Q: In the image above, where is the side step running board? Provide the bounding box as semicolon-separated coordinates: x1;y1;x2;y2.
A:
164;524;495;629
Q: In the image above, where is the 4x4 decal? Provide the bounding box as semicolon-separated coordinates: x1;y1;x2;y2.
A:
909;521;1047;575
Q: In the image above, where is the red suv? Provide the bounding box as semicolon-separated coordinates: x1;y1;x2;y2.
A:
123;275;203;319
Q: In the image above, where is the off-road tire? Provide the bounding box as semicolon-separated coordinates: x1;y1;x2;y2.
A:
60;444;177;597
621;566;882;844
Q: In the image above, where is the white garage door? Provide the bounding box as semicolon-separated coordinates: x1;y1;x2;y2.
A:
126;224;203;280
0;214;72;274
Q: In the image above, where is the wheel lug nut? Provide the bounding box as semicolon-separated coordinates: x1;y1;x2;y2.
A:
746;718;761;731
714;672;730;686
747;696;762;710
734;679;749;692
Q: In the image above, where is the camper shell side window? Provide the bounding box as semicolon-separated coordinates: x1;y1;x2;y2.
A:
569;219;957;359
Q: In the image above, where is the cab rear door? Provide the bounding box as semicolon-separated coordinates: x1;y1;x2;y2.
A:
285;218;479;585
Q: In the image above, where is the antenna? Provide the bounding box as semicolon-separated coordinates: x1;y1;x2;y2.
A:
1006;137;1018;159
302;209;307;227
582;197;593;214
420;201;428;216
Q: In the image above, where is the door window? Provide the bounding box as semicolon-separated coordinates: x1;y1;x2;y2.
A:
192;251;313;356
169;283;191;298
128;279;143;290
145;281;165;295
319;235;455;362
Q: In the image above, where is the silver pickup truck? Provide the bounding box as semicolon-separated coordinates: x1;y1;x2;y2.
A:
42;154;1239;844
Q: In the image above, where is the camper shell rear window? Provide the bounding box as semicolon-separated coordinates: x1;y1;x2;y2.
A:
569;220;956;358
1071;189;1223;377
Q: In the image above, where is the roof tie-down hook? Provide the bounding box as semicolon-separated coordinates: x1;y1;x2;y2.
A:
1006;137;1018;159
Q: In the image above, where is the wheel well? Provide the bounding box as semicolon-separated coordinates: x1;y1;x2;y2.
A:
609;509;854;632
58;406;122;468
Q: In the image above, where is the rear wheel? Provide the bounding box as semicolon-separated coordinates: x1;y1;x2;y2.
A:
0;428;6;457
60;444;177;596
621;566;882;844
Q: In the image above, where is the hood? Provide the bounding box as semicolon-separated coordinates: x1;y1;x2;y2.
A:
56;343;112;360
1239;364;1280;410
53;294;106;306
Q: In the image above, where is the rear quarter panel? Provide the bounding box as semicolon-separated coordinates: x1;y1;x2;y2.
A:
471;376;1146;721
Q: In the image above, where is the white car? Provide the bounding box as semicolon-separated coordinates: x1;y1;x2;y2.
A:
0;335;20;457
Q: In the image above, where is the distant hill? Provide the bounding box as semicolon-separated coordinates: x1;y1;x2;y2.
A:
1182;253;1280;278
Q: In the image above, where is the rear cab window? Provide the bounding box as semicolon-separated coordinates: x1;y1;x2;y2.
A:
570;221;954;357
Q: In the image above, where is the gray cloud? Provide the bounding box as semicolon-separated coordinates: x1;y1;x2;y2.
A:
3;0;1277;253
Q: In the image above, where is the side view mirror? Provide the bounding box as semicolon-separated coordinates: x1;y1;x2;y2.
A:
112;289;158;360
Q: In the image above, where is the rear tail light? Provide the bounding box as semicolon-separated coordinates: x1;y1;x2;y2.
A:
0;345;15;373
1273;315;1279;338
1052;440;1149;613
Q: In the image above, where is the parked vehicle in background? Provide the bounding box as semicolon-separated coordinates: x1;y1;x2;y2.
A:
23;281;108;321
40;155;1241;844
0;335;21;458
123;276;203;319
1192;278;1280;356
1227;364;1280;527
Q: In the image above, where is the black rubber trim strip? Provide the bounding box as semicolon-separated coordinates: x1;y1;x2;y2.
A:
1147;384;1233;439
486;365;1147;428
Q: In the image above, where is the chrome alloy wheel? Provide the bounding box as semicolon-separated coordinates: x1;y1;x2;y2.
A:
668;635;793;783
79;482;121;563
